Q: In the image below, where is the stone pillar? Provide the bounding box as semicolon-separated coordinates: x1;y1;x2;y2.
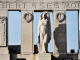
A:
21;10;34;54
0;9;10;60
53;10;67;60
78;9;80;59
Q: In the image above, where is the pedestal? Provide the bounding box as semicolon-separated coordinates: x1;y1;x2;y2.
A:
0;54;10;60
78;54;80;59
38;53;51;60
0;47;9;54
0;47;10;60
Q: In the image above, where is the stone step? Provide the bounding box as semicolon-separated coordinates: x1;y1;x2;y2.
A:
0;54;10;60
0;50;9;54
0;47;8;50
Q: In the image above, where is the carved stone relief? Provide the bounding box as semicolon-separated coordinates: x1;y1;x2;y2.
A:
0;16;6;46
24;13;33;23
56;12;66;22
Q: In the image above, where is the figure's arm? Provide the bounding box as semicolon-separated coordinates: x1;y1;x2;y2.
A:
37;20;40;38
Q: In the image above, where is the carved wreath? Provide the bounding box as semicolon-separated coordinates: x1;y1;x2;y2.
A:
0;16;6;23
24;13;33;23
56;12;66;22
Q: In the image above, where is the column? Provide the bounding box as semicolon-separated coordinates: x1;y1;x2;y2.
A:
78;9;80;59
21;10;34;54
53;10;67;60
0;9;10;60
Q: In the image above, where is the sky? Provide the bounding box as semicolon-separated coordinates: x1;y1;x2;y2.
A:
66;11;78;53
8;11;78;53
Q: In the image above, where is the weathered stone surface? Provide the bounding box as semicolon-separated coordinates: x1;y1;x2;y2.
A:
54;42;67;53
0;16;7;46
53;54;67;60
17;54;34;60
0;0;79;59
0;0;80;2
53;11;67;54
0;10;8;46
0;10;8;16
67;54;78;60
35;54;38;60
38;53;51;60
79;10;80;54
21;10;34;54
0;47;9;54
0;50;9;54
0;1;80;10
0;54;10;60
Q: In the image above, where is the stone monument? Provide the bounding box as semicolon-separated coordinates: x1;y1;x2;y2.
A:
0;0;80;60
37;11;51;53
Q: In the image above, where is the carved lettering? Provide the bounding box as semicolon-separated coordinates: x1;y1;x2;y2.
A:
71;3;76;8
23;3;26;8
2;3;7;8
0;2;80;10
31;3;36;8
64;3;70;8
40;3;45;9
16;3;20;8
9;3;13;8
47;3;52;8
0;3;2;8
54;3;59;8
78;3;80;8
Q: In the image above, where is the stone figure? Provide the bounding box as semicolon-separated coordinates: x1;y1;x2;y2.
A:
0;17;6;46
37;11;51;53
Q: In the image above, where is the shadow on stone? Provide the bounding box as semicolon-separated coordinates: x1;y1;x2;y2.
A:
8;45;21;54
53;24;67;60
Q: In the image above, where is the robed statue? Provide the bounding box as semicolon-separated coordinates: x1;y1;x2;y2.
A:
37;11;51;53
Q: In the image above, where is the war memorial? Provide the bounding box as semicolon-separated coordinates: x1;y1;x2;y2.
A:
0;0;80;60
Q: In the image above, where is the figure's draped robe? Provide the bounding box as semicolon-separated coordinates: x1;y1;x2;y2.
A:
37;16;51;53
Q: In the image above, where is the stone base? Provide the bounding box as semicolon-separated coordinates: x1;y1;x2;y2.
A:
0;54;10;60
38;53;51;60
0;47;9;54
53;54;67;60
78;54;80;59
17;54;34;60
78;50;80;53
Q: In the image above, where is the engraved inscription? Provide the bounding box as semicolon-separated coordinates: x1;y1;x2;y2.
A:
0;2;80;10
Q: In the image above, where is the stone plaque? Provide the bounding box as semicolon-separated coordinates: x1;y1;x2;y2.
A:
0;16;6;46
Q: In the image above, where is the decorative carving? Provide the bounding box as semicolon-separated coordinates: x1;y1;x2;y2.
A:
24;13;33;23
37;11;51;53
56;12;66;22
0;16;6;46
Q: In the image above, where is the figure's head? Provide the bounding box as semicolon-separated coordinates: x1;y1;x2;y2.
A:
41;13;47;19
40;11;50;20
